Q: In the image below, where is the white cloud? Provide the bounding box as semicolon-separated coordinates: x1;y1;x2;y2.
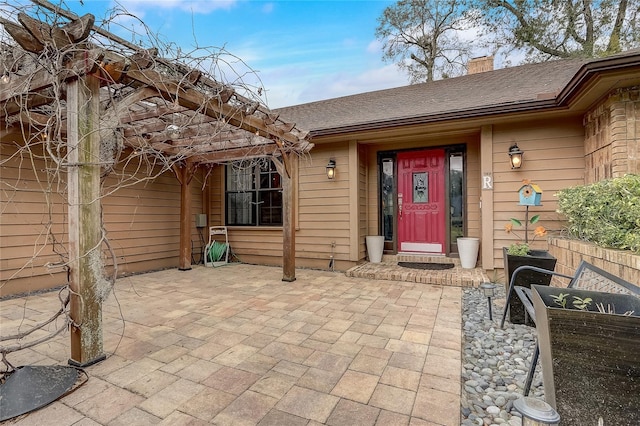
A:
116;0;238;14
367;39;383;54
263;63;408;108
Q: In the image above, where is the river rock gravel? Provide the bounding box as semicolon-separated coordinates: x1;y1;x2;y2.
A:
461;286;545;426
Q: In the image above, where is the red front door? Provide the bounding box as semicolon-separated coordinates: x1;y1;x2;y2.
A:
397;149;446;254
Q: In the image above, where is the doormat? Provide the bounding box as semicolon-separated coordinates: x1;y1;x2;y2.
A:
398;262;454;270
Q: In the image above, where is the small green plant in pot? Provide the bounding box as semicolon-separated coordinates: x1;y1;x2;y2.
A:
504;215;548;256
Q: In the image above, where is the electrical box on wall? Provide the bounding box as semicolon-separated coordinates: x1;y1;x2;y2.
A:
195;214;207;228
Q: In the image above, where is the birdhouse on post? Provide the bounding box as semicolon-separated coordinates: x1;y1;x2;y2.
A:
518;183;543;206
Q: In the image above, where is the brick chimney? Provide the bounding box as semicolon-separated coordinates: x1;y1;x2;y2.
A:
467;56;494;75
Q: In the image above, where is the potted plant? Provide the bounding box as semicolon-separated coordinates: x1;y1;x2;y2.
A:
503;181;557;324
531;284;640;426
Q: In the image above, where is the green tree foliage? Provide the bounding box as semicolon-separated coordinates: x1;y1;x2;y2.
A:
557;175;640;253
375;0;478;82
483;0;640;61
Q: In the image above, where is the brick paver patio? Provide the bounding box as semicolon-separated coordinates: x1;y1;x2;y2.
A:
1;264;462;425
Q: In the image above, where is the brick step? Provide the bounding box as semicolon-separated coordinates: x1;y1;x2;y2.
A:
345;260;488;288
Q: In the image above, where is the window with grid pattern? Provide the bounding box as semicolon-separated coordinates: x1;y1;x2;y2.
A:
226;160;282;226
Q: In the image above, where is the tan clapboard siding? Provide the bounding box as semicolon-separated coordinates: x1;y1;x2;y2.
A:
297;144;352;262
466;138;481;240
1;253;64;274
299;197;351;206
358;144;368;261
366;152;379;237
226;229;282;256
1;233;59;248
490;117;585;269
1;143;69;294
0;271;66;296
1;201;66;214
102;234;181;250
1;220;66;237
209;165;224;226
1;141;205;296
302;211;353;225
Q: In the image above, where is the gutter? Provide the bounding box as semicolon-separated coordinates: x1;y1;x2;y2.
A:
310;98;559;137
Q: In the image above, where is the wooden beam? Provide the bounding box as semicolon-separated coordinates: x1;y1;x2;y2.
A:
119;102;191;124
123;68;302;145
0;13;94;54
15;111;51;128
273;138;292;178
187;145;281;164
0;66;55;104
100;87;157;130
60;13;94;42
0;18;44;53
67;73;105;367
18;12;94;49
0;50;103;104
1;89;55;118
18;12;70;49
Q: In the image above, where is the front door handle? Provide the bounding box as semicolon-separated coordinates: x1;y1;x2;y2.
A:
398;193;403;218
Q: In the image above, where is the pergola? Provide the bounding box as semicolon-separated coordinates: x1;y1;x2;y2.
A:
0;2;312;366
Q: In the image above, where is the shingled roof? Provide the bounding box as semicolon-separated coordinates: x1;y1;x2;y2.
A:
276;52;640;136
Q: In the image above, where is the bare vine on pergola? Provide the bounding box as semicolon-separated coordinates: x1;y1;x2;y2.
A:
0;0;311;373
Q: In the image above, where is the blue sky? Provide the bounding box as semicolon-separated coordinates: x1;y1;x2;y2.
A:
60;0;408;108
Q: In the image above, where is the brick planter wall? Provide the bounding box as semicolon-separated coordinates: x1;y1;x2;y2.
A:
549;237;640;286
583;86;640;183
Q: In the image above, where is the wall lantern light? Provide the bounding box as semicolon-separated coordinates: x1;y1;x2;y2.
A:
508;143;524;169
326;159;336;179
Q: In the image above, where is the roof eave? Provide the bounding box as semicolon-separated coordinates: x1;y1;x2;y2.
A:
310;98;559;137
556;51;640;104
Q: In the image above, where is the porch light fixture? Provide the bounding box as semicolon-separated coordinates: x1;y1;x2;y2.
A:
508;143;524;169
480;282;496;320
326;159;336;179
166;124;181;140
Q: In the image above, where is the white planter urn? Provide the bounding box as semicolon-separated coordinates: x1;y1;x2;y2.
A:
457;237;480;269
365;236;384;263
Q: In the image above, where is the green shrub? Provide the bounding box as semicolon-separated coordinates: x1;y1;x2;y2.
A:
556;174;640;253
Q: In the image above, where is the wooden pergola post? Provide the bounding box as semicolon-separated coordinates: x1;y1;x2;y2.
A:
282;170;296;281
274;153;296;281
67;73;106;367
175;161;196;270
